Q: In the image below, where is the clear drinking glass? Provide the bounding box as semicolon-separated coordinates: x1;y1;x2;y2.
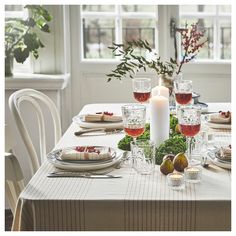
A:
174;80;193;105
177;106;201;166
132;78;151;103
130;140;155;175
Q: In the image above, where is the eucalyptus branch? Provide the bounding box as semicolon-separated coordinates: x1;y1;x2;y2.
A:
106;39;176;82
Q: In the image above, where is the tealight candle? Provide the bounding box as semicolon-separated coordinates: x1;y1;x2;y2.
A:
184;167;202;183
167;173;185;190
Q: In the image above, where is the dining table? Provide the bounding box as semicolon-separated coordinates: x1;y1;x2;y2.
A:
12;103;231;231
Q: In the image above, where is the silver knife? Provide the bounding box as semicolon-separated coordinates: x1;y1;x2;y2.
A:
74;128;123;136
47;171;122;178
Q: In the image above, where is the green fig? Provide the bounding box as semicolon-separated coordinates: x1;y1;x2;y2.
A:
173;153;188;172
163;154;175;162
160;158;174;175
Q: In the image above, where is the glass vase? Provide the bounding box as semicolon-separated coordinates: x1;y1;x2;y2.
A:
159;73;182;109
5;55;13;77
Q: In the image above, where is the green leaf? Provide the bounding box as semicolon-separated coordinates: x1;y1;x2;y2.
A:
26;18;36;27
13;47;29;63
38;39;44;48
113;43;124;47
32;49;39;59
38;23;50;33
23;33;40;51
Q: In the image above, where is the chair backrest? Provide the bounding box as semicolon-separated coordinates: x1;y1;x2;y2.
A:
9;89;61;175
5;124;25;214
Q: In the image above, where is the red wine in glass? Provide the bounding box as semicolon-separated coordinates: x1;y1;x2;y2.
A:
133;91;151;103
179;124;201;137
124;127;145;138
175;93;192;105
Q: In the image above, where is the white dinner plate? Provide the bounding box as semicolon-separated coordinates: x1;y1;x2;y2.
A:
207;149;231;169
55;146;116;164
47;146;123;171
72;115;123;129
206;121;231;130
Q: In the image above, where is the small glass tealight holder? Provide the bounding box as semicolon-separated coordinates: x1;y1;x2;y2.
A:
184;166;202;183
167;172;185;190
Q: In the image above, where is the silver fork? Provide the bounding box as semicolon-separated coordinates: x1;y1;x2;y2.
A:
201;155;209;168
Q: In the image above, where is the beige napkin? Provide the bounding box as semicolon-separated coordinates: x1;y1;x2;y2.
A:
82;113;122;122
209;112;231;124
61;147;112;161
219;146;231;160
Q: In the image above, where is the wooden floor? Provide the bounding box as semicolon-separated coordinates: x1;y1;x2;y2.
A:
5;209;13;231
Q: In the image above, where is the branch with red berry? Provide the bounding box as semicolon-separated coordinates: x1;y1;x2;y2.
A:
175;21;208;75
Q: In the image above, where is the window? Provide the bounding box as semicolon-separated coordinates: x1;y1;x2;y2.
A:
179;5;231;60
5;5;31;74
81;5;231;62
81;5;158;59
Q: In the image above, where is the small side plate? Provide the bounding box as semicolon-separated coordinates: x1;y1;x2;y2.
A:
207;149;231;169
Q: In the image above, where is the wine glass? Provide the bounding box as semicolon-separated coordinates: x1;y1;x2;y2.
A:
177;106;201;166
122;104;146;168
174;80;193;105
132;78;151;103
122;104;146;142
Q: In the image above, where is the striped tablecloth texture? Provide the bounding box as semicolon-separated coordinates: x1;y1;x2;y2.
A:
11;104;231;231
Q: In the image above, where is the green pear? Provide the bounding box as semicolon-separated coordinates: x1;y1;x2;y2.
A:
173;153;188;172
160;158;174;175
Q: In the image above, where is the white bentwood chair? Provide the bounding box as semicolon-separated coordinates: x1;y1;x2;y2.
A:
8;88;61;176
5;124;25;214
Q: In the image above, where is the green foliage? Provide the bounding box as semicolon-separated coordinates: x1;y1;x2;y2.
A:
155;135;186;165
106;39;177;82
117;116;187;165
169;114;179;137
5;5;52;64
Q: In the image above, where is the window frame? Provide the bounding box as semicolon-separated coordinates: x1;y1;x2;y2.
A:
179;5;231;61
79;4;231;66
80;5;158;62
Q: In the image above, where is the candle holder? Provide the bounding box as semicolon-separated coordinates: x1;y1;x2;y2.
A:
167;172;185;190
184;166;202;183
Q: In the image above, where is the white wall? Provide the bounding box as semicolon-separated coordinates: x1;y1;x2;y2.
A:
70;63;231;117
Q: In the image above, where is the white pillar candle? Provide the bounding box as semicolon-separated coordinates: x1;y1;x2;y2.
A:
150;95;170;148
151;85;169;99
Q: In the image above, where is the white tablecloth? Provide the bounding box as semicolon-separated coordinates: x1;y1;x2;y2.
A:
12;103;231;231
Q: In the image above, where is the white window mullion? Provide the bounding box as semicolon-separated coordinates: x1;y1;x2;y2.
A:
215;6;220;60
115;5;122;44
155;6;159;51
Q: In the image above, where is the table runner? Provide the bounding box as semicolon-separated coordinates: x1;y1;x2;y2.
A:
12;103;231;231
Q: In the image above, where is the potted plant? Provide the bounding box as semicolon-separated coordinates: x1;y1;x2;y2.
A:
5;5;52;76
